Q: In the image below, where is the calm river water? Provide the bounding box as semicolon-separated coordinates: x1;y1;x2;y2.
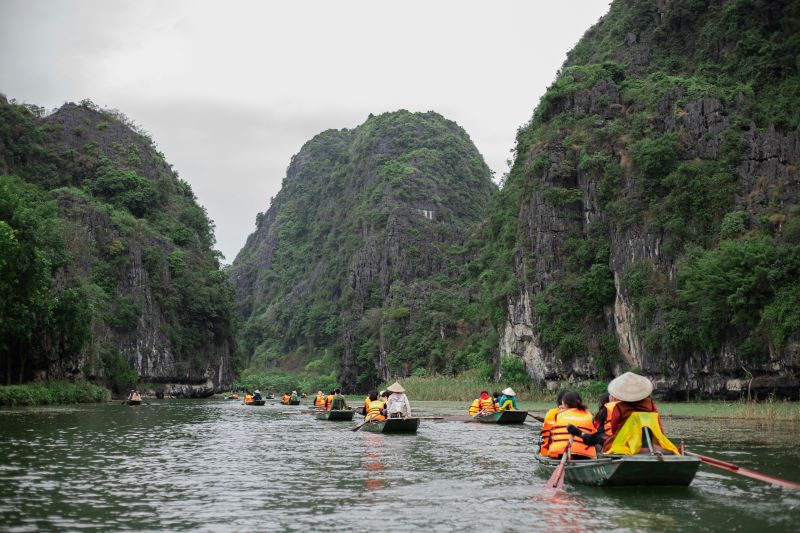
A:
1;399;798;532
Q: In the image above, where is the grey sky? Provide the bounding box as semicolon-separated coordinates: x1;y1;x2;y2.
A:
0;0;611;262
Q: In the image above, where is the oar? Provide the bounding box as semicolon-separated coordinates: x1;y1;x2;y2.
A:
547;436;572;490
685;451;800;490
351;419;372;432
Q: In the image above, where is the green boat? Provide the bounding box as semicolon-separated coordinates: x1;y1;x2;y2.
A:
361;417;420;434
280;400;301;405
475;410;528;424
315;410;355;421
534;453;701;487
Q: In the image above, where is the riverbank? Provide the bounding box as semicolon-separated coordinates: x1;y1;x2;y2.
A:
0;381;111;406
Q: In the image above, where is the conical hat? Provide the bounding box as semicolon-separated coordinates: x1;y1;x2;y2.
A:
502;387;515;396
608;372;653;402
386;382;406;393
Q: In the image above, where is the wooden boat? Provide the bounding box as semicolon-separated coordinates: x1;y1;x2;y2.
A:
225;394;240;400
475;410;528;424
246;399;266;406
534;453;701;487
315;409;355;421
126;399;142;406
361;417;420;434
280;399;301;405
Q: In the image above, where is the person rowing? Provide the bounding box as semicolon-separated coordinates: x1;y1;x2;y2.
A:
385;382;411;418
468;391;497;416
496;387;518;411
566;372;680;456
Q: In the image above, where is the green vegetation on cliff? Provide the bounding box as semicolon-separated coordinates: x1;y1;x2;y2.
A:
0;98;236;390
231;111;496;389
488;0;800;392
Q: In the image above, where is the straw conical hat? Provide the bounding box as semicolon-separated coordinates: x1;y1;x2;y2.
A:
386;382;406;393
608;372;653;402
502;387;516;396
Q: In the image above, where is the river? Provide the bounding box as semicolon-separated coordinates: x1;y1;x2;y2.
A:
1;400;798;532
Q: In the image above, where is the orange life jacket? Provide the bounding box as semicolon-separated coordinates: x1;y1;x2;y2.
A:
325;394;334;411
603;401;619;435
548;408;596;459
539;406;562;456
365;399;386;421
281;394;290;402
314;394;325;408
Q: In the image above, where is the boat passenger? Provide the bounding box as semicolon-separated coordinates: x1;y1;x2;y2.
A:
253;389;262;401
314;390;326;409
566;372;679;456
548;391;596;460
385;382;412;418
539;390;569;457
245;392;254;403
492;391;500;409
468;391;497;415
282;393;291;403
496;387;518;411
325;390;335;410
290;390;298;401
133;390;141;401
330;388;349;410
364;391;386;421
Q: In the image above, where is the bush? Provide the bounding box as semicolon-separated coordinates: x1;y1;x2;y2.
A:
0;381;110;406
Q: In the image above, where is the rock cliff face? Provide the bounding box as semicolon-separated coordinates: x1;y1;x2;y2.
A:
496;0;800;398
0;99;235;395
230;111;495;390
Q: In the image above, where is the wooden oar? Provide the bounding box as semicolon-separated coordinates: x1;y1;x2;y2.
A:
685;451;800;490
351;419;372;432
547;436;572;490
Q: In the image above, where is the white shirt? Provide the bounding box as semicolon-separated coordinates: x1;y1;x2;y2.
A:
386;393;412;417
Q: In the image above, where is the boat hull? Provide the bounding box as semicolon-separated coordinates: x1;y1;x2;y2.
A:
315;410;355;421
475;410;528;424
246;399;266;406
362;417;420;434
534;454;700;487
126;399;142;406
280;400;301;405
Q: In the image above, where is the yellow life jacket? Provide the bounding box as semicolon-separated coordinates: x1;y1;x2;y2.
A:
365;399;386;421
468;399;481;416
499;399;515;411
605;412;680;455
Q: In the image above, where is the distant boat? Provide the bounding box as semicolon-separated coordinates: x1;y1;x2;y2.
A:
315;409;354;421
474;410;528;424
126;399;142;406
280;399;301;405
361;417;420;434
247;399;267;406
534;454;700;486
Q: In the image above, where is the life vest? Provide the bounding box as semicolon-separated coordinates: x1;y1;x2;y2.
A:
499;398;515;411
245;394;253;403
603;401;619;435
281;395;290;403
539;406;561;456
325;394;334;410
548;408;596;458
468;399;481;416
314;394;325;408
605;412;680;455
365;399;386;421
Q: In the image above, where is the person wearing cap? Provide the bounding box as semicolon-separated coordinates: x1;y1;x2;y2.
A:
468;391;497;416
496;387;519;411
385;382;412;418
253;389;263;401
539;390;569;456
567;372;680;455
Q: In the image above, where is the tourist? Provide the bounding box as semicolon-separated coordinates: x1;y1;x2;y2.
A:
539;390;569;457
330;388;348;410
314;390;326;409
492;391;500;409
566;372;680;455
289;390;298;401
385;382;412;418
253;389;262;401
364;390;386;421
496;387;518;411
325;390;335;410
281;392;290;403
548;391;596;460
468;391;497;415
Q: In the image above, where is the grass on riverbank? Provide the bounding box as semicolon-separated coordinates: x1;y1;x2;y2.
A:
0;381;111;406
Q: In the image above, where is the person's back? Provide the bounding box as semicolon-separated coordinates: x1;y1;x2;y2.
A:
314;393;325;408
330;389;348;410
549;392;596;459
365;392;386;421
468;398;481;416
282;393;290;402
290;391;298;401
254;391;262;401
539;390;568;456
498;388;518;411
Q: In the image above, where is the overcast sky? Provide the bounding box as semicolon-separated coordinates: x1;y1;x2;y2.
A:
0;0;611;262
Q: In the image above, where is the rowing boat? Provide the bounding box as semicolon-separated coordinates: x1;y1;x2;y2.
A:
361;417;420;434
475;410;528;424
315;410;355;421
534;453;700;486
246;399;266;406
126;399;142;406
280;400;301;405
